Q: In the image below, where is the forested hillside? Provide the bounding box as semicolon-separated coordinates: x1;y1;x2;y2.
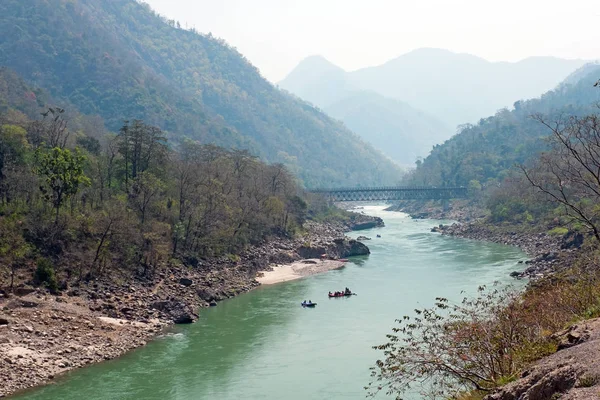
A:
0;68;314;289
0;0;401;187
405;64;600;187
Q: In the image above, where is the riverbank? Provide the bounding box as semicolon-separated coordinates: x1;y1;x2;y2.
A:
0;217;377;398
433;222;583;279
389;199;584;279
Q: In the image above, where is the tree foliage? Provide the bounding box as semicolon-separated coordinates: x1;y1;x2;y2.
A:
406;66;600;188
0;92;320;285
35;147;90;222
0;0;401;187
522;112;600;242
368;285;553;399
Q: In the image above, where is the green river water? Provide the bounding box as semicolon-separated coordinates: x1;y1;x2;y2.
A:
15;205;526;400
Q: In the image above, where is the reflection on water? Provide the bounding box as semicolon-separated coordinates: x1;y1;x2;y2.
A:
16;206;526;400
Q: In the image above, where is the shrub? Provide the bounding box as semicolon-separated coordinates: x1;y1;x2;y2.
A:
367;285;544;399
548;227;569;236
34;258;58;293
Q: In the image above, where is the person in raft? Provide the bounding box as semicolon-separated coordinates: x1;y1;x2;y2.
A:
345;287;351;295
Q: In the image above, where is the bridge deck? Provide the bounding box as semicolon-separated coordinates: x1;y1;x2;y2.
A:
310;186;467;201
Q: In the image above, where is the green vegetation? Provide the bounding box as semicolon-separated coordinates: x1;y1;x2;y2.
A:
0;0;402;187
34;258;58;293
406;64;600;187
0;68;323;289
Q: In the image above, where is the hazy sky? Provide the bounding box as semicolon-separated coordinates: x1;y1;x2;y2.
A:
144;0;600;82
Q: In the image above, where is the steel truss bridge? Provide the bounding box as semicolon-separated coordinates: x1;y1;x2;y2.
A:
310;186;468;202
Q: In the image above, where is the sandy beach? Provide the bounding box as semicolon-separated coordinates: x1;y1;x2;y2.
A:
256;259;347;285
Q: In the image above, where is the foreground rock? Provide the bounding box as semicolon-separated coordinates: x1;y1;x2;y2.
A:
0;295;164;397
485;318;600;400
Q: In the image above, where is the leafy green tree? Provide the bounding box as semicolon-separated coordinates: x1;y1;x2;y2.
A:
35;147;90;222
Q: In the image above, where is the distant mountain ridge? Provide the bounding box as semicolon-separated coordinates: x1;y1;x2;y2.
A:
0;0;402;187
281;49;588;128
279;49;587;166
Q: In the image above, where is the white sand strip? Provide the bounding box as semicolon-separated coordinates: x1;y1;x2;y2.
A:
256;259;347;285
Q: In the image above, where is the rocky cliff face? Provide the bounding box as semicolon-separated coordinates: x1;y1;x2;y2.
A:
485;318;600;400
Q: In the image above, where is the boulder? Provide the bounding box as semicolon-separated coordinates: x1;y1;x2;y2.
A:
346;216;385;231
197;288;217;302
562;231;585;249
333;238;370;257
179;278;193;287
13;286;36;296
356;236;371;241
151;300;198;324
297;245;328;259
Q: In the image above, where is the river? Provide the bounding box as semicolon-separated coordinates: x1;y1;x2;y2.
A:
16;205;526;400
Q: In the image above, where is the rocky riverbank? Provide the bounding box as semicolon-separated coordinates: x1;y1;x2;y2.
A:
386;199;485;222
395;201;600;398
431;222;585;279
390;199;584;280
0;218;377;398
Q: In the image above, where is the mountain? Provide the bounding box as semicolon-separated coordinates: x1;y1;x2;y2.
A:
281;55;453;165
0;0;402;188
280;49;588;129
278;55;357;108
405;64;600;187
323;91;451;166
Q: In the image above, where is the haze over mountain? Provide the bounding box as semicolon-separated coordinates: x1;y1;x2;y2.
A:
324;91;450;166
0;0;402;188
280;50;588;165
280;55;453;165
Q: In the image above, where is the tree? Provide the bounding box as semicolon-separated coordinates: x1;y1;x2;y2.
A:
0;214;30;292
35;147;90;222
118;120;168;190
27;107;70;149
130;172;164;225
368;286;543;399
0;124;29;203
522;113;600;242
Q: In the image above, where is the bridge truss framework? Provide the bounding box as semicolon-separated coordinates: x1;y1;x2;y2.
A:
310;186;468;202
